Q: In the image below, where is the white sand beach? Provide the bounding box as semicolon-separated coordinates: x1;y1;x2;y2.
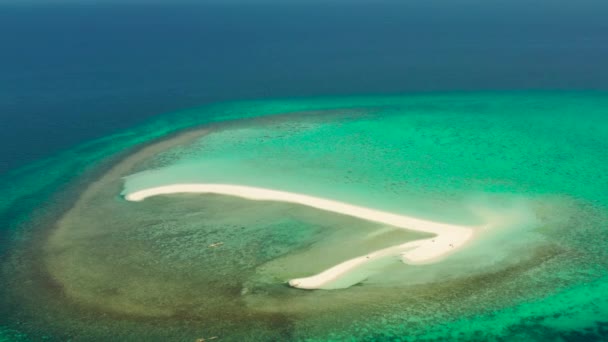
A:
124;184;476;290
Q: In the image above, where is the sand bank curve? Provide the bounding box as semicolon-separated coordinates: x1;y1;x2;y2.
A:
124;184;476;290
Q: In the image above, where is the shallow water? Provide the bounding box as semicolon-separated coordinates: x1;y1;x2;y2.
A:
1;92;608;341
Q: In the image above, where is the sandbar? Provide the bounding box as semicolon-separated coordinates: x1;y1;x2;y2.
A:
124;184;476;290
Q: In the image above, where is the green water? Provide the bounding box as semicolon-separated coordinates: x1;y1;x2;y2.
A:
1;92;608;341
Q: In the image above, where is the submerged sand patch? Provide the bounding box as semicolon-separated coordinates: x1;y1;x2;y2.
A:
42;108;556;323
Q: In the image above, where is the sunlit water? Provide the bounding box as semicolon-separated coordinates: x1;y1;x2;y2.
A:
1;92;608;341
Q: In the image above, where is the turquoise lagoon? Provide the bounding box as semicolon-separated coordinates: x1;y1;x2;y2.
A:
1;92;608;341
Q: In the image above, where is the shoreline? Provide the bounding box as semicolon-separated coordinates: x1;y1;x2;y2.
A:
124;183;477;290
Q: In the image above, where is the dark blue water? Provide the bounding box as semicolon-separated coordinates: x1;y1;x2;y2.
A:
1;0;608;174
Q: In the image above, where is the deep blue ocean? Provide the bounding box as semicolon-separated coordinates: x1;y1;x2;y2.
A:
1;0;608;174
